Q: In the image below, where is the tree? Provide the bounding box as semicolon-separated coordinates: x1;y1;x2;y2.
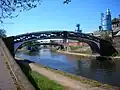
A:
22;40;38;47
22;40;41;51
0;0;71;23
0;29;6;38
0;0;41;23
93;30;112;42
63;0;71;4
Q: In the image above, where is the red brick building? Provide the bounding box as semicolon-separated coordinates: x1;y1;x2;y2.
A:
66;40;88;47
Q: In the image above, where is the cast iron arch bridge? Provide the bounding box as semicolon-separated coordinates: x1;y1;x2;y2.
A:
5;31;117;56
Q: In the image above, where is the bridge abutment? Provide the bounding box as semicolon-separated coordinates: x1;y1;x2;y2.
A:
2;36;15;57
100;39;118;56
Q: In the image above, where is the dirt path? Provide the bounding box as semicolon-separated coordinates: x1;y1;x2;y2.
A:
0;39;35;90
29;63;107;90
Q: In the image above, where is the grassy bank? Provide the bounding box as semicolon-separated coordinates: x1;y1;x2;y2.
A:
17;49;30;53
70;50;92;54
57;50;98;58
35;63;117;90
18;61;65;90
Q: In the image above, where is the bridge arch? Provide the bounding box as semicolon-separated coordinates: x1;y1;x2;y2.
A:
14;41;65;53
14;31;100;55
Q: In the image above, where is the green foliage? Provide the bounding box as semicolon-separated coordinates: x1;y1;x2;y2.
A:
31;71;65;90
70;46;82;50
112;52;118;56
112;52;120;56
71;50;92;54
100;31;110;40
18;62;65;90
0;29;7;38
93;30;112;42
22;40;40;47
0;0;41;23
0;0;71;23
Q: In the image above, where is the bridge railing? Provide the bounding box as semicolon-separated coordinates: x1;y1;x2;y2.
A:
13;31;100;43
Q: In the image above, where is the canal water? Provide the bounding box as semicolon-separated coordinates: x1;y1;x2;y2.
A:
15;49;120;87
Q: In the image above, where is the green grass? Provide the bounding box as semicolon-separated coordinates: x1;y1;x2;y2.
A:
31;71;65;90
70;50;92;54
18;62;65;90
116;53;120;56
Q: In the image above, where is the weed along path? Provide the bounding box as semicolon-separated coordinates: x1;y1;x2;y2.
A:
29;63;108;90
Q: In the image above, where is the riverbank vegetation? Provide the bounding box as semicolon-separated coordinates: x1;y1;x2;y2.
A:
70;49;92;54
18;61;65;90
0;29;7;38
34;63;116;89
69;46;92;54
112;52;120;56
20;40;41;52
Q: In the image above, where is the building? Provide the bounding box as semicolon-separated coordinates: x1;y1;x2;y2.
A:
67;40;88;47
92;9;113;38
101;9;112;31
112;16;120;36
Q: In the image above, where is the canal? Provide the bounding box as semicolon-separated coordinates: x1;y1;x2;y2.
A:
15;49;120;87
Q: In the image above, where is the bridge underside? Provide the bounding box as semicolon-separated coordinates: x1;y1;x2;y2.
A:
15;42;64;51
14;38;100;55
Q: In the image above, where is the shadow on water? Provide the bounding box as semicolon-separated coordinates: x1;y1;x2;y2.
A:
76;57;118;86
28;51;40;56
95;57;116;70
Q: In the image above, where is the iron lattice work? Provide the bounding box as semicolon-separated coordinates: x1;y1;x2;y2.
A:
14;31;100;43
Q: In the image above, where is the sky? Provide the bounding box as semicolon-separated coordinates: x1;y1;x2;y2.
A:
1;0;120;36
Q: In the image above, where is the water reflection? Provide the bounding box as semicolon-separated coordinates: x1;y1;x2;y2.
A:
75;57;118;85
16;49;120;87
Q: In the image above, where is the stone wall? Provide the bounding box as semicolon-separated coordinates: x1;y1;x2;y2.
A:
100;39;118;56
113;36;120;52
2;36;15;56
1;38;35;90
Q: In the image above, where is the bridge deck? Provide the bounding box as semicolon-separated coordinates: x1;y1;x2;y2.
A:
0;39;17;90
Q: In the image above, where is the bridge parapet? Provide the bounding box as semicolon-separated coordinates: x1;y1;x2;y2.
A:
14;31;100;43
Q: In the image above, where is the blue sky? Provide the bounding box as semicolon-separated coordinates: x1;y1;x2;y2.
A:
1;0;120;36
